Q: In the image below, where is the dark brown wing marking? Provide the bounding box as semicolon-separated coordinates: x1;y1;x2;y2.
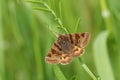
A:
68;34;74;44
75;33;81;45
54;42;62;51
70;32;90;48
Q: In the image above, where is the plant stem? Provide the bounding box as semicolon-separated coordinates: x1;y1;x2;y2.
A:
27;1;68;34
43;2;68;34
79;58;100;80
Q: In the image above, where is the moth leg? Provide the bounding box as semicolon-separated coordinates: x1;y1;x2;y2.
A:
60;53;73;65
72;46;85;57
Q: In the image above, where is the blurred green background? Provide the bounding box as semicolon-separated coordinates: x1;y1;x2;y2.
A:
0;0;120;80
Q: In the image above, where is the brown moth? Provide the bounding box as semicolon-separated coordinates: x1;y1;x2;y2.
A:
45;32;91;65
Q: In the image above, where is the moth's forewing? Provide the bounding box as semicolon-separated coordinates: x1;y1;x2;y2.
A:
65;32;90;48
45;46;61;64
45;56;60;64
78;32;91;48
69;32;90;57
80;32;91;48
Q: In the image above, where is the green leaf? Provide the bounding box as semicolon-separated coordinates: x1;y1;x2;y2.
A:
93;31;115;80
0;1;5;79
53;65;67;80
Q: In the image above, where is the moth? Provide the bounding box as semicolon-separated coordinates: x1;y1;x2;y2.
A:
45;32;91;65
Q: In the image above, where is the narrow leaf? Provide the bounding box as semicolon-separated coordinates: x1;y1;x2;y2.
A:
74;17;80;32
33;7;50;12
0;1;5;79
27;0;44;5
93;31;115;80
53;65;67;80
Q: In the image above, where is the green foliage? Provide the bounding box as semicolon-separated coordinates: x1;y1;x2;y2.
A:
0;1;5;79
53;65;67;80
0;0;120;80
93;31;114;80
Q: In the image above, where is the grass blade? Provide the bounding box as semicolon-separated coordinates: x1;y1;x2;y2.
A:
79;58;100;80
27;0;44;5
53;65;67;80
74;17;80;32
33;7;50;12
0;0;5;79
93;31;115;80
31;16;45;80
